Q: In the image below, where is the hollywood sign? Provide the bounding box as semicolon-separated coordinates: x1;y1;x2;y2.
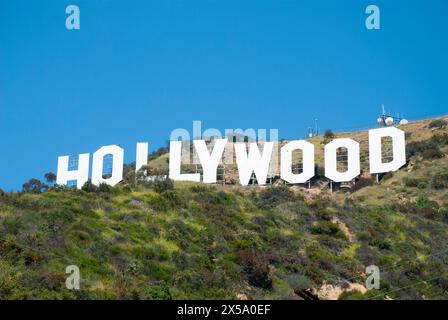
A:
56;127;405;188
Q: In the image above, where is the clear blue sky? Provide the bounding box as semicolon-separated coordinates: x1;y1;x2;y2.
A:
0;0;447;190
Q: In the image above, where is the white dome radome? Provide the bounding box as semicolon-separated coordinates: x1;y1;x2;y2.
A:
385;117;394;125
377;118;383;124
400;119;409;125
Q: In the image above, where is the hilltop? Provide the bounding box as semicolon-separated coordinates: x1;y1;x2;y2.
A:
0;116;447;300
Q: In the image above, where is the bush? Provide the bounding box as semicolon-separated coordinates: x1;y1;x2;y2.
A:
380;172;394;182
235;249;272;289
433;171;448;189
428;119;447;129
310;197;331;211
81;180;98;193
257;186;296;208
81;181;115;194
139;282;172;300
98;183;113;193
431;133;448;144
355;245;379;264
416;195;439;211
404;177;427;189
351;177;373;192
147;194;169;212
1;217;23;235
310;221;346;239
0;260;23;299
323;130;335;144
407;134;448;158
370;238;392;250
152;178;174;194
190;185;208;193
422;147;444;160
338;290;368;300
324;130;335;140
285;274;313;292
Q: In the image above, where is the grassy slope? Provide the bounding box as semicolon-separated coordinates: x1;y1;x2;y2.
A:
0;117;447;300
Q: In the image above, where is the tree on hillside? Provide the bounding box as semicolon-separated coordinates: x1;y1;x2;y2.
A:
44;172;57;185
324;129;335;139
22;178;43;194
323;129;335;143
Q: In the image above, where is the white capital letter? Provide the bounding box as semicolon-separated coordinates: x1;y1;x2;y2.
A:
91;145;124;186
369;127;406;174
56;153;90;189
169;141;200;182
281;140;315;184
235;142;273;186
194;139;227;183
325;138;360;182
135;142;148;173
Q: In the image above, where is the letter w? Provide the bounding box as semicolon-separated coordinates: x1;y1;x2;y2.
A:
235;142;273;186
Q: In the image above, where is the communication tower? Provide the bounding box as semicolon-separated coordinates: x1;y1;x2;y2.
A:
377;104;408;127
306;118;320;138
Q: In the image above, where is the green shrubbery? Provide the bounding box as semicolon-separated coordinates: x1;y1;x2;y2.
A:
369;238;392;251
235;249;272;289
310;221;346;239
351;177;373;192
407;134;447;159
404;170;448;190
1;180;448;299
3;127;448;300
428;119;448;129
404;177;427;189
422;147;444;160
139;282;172;300
433;171;448;189
257;186;297;208
152;178;174;193
323;129;335;143
285;274;313;292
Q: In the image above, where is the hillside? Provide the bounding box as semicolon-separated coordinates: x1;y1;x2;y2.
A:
1;116;448;300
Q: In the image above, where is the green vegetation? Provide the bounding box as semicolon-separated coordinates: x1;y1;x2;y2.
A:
323;130;335;143
2;175;447;299
428;119;448;129
0;117;447;300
